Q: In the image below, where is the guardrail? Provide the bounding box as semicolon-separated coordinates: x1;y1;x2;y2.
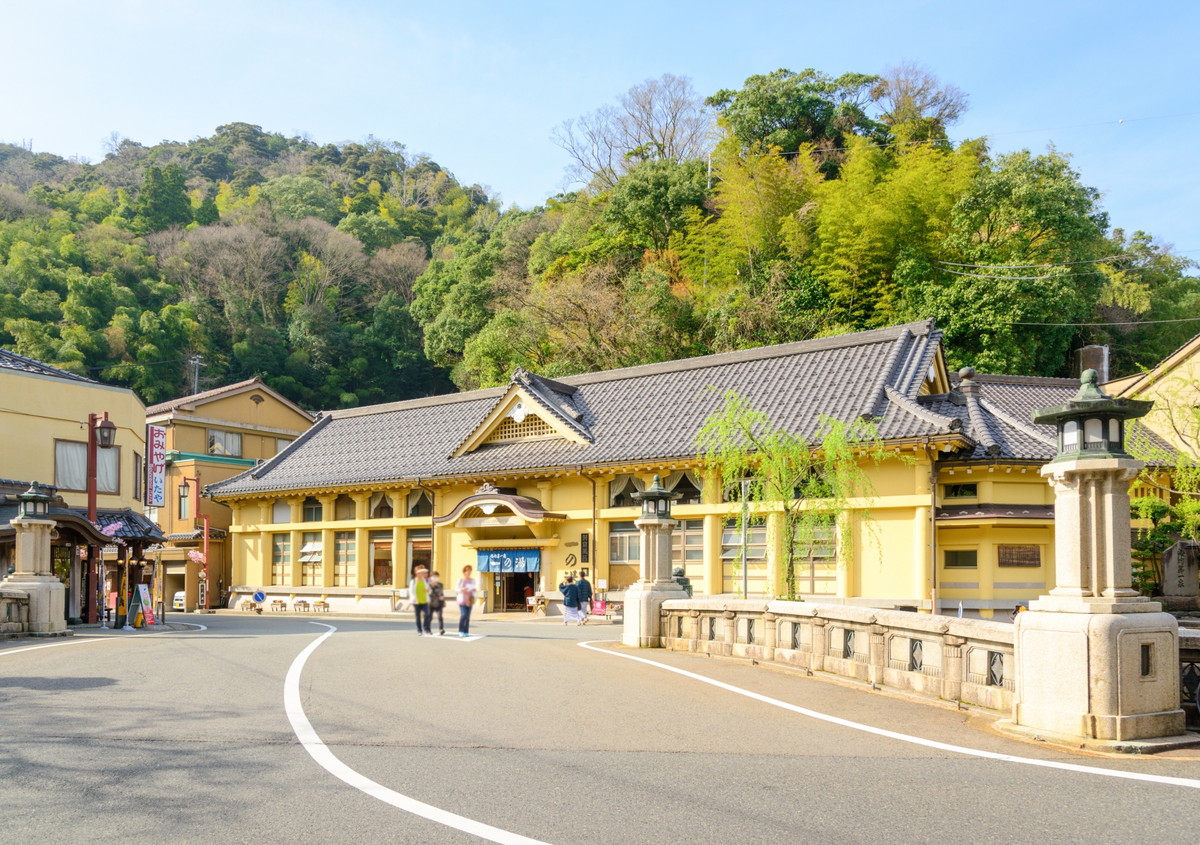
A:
660;599;1015;712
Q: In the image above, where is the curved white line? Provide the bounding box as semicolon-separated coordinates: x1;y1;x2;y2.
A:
578;640;1200;790
0;624;206;657
284;622;550;845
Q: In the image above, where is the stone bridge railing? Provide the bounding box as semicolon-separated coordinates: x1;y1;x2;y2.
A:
1180;628;1200;729
660;599;1014;712
0;589;30;637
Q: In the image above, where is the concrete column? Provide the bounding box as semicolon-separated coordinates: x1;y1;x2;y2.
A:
810;616;828;672
869;623;888;686
942;635;965;702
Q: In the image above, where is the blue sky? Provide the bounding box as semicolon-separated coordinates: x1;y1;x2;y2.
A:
4;0;1196;255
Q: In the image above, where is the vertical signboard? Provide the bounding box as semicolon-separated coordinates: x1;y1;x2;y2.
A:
146;424;167;507
138;583;156;626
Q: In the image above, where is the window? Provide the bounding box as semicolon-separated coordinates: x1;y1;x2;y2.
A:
271;533;291;585
299;532;322;585
944;483;978;499
669;474;703;505
302;497;322;522
608;476;641;508
944;549;977;568
272;500;291;523
671;519;705;586
133;452;144;502
793;520;837;595
609;521;640;563
275;438;292;456
333;531;355;586
998;545;1041;567
54;440;118;493
371;493;394;519
407;490;432;517
333;494;355;521
207;429;242;457
722;518;767;595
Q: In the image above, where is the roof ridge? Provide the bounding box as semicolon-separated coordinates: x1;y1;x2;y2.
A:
0;347;98;383
977;396;1056;448
862;329;914;418
883;385;961;431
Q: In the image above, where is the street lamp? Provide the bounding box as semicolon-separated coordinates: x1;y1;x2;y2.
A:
178;474;210;611
87;412;117;625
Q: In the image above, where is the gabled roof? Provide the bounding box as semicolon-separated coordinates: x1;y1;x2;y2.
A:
1108;328;1200;398
146;377;313;421
0;348;96;383
209;320;968;498
919;372;1078;461
452;368;593;456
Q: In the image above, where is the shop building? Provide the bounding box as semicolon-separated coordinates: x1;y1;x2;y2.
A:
145;378;314;610
208;320;1111;618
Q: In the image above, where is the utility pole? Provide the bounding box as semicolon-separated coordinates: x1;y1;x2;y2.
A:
190;355;204;394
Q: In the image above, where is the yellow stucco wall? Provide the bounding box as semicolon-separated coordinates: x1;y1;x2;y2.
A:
1;368;146;511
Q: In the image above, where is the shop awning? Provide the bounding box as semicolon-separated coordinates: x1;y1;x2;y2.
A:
476;549;540;573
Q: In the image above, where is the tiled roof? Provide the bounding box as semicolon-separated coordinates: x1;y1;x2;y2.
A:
919;373;1077;461
211;321;964;497
0;348;96;383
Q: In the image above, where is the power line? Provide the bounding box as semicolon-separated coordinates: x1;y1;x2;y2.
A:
937;255;1124;270
84;356;190;373
1008;316;1200;327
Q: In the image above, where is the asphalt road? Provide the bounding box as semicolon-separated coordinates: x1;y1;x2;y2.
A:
3;612;1200;845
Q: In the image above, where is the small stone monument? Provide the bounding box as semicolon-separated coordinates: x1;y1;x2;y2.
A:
622;476;685;647
1012;371;1187;743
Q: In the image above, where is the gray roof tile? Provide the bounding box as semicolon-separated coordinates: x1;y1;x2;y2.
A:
211;321;982;496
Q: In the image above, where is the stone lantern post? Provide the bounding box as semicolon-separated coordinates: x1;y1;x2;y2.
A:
1012;370;1187;743
622;476;685;647
1;483;68;636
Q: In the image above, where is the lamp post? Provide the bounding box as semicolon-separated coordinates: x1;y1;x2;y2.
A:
178;474;210;611
624;475;684;647
87;412;117;625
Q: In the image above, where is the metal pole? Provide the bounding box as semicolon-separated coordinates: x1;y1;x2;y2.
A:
741;479;749;598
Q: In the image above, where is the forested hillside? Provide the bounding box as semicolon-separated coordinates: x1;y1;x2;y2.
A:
2;66;1196;409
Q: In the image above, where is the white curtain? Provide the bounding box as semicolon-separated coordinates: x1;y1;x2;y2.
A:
369;492;393;517
407;489;431;515
272;500;291;523
55;441;118;493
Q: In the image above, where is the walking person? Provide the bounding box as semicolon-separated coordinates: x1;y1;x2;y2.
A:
428;571;446;635
576;570;593;625
409;567;432;636
456;565;477;637
560;574;582;625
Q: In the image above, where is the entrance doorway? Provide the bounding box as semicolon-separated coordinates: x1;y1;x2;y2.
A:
498;572;536;611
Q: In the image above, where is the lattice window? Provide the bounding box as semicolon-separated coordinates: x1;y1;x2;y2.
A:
998;545;1041;567
485;414;556;443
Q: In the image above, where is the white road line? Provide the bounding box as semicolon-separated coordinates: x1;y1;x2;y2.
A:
0;624;206;657
284;623;550;845
578;640;1200;790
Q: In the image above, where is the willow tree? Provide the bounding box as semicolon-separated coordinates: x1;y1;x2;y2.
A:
695;389;891;599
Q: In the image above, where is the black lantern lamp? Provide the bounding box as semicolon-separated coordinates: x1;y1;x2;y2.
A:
17;481;51;519
632;475;681;519
1032;369;1152;463
94;415;117;449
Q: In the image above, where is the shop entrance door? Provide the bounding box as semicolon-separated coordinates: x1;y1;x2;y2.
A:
500;572;536;611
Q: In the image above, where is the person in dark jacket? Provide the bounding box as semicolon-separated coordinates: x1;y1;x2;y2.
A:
428;571;446;635
560;575;582;626
576;571;593;624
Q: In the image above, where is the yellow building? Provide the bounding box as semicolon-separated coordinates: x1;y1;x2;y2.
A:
145;378;314;610
0;348;156;623
209;321;1083;619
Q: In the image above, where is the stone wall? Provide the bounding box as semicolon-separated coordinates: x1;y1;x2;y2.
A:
660;599;1015;712
0;588;30;636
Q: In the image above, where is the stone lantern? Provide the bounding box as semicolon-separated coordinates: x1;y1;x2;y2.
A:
622;475;685;647
1009;370;1188;745
2;481;67;635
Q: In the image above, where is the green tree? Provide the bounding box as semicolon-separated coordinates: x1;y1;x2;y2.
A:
133;164;192;233
707;68;886;177
695;389;890;599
